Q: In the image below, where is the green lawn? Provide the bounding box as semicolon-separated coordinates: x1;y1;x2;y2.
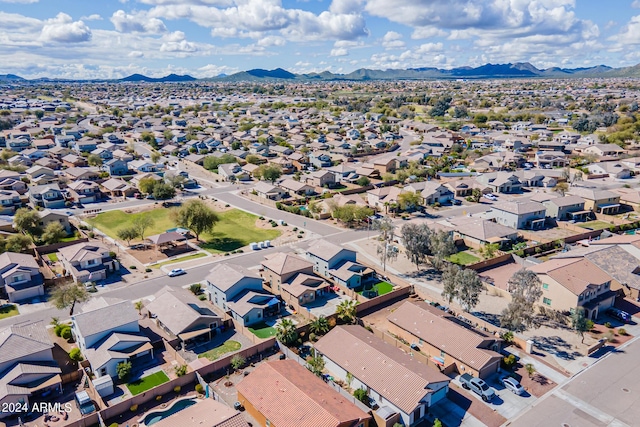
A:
358;281;394;297
578;220;614;230
0;305;19;320
152;252;207;268
126;371;170;396
47;253;58;262
199;340;241;361
448;251;481;265
248;322;277;339
87;208;281;253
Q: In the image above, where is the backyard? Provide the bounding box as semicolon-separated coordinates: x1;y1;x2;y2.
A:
126;371;170;396
448;251;481;265
199;340;241;361
357;281;394;298
247;322;277;339
87;208;281;253
578;220;614;230
0;304;19;320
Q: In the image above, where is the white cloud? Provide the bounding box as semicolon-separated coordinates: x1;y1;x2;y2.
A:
329;0;363;14
40;13;91;43
81;14;103;21
0;0;39;3
382;31;405;49
257;35;286;46
411;26;447;39
611;15;640;45
633;0;640;9
111;10;167;33
330;47;348;56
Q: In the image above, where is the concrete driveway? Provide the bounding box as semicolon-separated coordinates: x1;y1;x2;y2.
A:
307;291;353;318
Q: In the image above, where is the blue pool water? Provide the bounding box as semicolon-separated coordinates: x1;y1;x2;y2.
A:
143;398;197;425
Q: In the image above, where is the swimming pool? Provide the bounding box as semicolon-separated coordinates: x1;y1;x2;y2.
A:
139;397;197;426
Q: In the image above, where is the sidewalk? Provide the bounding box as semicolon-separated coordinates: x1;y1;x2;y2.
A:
506;347;569;385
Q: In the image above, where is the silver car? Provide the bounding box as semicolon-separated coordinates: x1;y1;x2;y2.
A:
502;377;525;395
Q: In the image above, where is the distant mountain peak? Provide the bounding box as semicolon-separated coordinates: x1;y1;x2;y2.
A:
118;73;196;83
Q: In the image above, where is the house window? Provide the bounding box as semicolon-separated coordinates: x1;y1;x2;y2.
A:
13;274;26;282
440;350;445;358
542;283;549;290
543;297;552;306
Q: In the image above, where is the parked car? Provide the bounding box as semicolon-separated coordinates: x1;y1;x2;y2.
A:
167;268;186;277
452;199;462;205
501;377;525;395
484;194;498;201
607;307;632;323
460;373;496;402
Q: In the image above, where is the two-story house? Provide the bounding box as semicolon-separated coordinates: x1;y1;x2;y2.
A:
261;253;328;307
26;165;56;185
101;158;129;176
541;195;588;221
476;172;523;194
404;181;454;205
305;170;336;188
38;209;71;234
568;188;621;215
205;263;280;327
306;239;374;289
58;241;119;284
71;298;150;379
67;180;101;204
488;200;547;230
0;252;44;302
0;190;22;215
29;183;65;209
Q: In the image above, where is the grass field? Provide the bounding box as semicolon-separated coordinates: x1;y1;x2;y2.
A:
248;322;277;339
199;340;241;361
152;253;207;268
448;251;481;265
47;253;58;262
87;208;281;253
578;220;614;230
126;371;169;396
358;281;394;297
0;305;19;320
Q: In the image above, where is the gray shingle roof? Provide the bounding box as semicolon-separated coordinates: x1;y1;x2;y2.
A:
0;322;53;365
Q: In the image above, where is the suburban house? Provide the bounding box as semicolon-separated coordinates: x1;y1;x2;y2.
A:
305;170;336;188
37;209;71;234
218;163;250;181
367;186;404;211
253;181;287;201
568;188;621;214
71;298;151;379
315;325;450;427
0;190;22;214
261;252;328;307
306;239;364;285
205;263;280;327
542;195;589;221
476;172;523;194
446;217;518;249
0;252;45;303
583;144;625;158
587;161;631;179
100;178;136;198
58;241;119;284
278;179;315;197
528;258;616;319
387;302;503;379
0;322;62;415
444;178;479;198
535;151;569;168
67;180;102;204
404;182;454;205
26;166;57;185
237;360;371;427
128;160;158;173
64;167;100;182
28;183;66;209
102;158;129;176
145;287;222;347
488;200;547;230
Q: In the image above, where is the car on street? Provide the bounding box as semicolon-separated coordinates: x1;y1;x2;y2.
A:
452;199;462;205
167;268;186;277
501;376;525;395
607;307;632;323
484;194;498;201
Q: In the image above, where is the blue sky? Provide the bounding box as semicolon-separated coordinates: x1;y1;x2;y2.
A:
0;0;639;79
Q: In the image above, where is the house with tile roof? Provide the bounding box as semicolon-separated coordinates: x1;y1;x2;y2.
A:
568;187;621;214
261;252;329;307
205;263;279;327
446;217;518;249
58;241;119;284
0;322;61;416
236;360;371;427
487;200;547;230
71;298;151;379
387;301;503;379
0;252;45;303
315;325;450;427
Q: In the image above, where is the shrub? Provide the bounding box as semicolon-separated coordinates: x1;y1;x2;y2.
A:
130;404;138;412
156;395;162;401
225;204;230;207
117;361;132;381
224;252;230;256
297;234;303;238
502;354;517;370
309;332;316;342
353;388;369;405
195;384;204;394
69;348;83;361
604;322;612;329
189;283;202;295
259;216;265;220
174;386;181;393
130;265;137;270
55;324;65;337
231;354;246;371
198;294;207;301
88;232;95;238
618;328;628;336
175;365;187;377
293;227;298;231
271;222;278;227
61;326;72;340
145;268;152;272
237;249;243;253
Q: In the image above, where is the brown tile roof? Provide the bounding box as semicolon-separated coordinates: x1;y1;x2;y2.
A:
236;360;369;427
262;252;313;276
529;258;612;295
314;325;450;414
388;302;502;371
152;397;248;427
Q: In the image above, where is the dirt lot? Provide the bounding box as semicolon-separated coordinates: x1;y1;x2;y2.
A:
510;362;557;398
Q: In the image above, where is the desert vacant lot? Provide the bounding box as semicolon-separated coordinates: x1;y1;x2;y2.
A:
87;208;281;253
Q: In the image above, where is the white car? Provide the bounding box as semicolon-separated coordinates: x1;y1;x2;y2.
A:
167;268;186;277
484;194;498;201
502;377;525;395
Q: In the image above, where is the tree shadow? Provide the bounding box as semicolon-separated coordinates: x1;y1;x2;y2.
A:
199;237;243;252
472;311;502;327
531;335;582;360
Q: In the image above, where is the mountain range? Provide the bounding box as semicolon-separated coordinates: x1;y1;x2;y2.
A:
2;62;640;83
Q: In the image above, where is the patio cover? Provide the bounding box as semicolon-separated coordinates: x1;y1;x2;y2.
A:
178;327;210;341
127;342;153;356
146;231;187;245
29;374;62;393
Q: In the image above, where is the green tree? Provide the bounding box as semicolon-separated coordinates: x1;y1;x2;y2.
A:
51;283;89;315
401;223;431;269
306;351;325;377
398;191;422;211
246;154;262;165
429;230;456;270
41;222;66;244
469;188;483;203
117;226;139;246
5;234;32;253
132;215;155;241
150;151;162;163
525;363;536;378
356;176;371;186
554;182;569;196
258;165;282;183
152;182;176;200
13;208;42;237
87;154;102;167
231;355;246;371
481;242;499;259
353;388;369;405
134;300;144;315
275;318;298;346
571;306;594;344
501;269;543;332
69;348;83;362
433;419;443;427
117;361;132;380
441;264;460;304
138;177;157;194
203;154;236;171
456;268;484;312
336;299;358;324
171;199;219;241
309;316;330;336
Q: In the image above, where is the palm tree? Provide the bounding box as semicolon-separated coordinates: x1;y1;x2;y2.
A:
134;301;144;315
309;316;330;336
336;300;358;324
275;319;298;346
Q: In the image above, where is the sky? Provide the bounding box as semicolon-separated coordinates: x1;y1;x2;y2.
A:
0;0;639;79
